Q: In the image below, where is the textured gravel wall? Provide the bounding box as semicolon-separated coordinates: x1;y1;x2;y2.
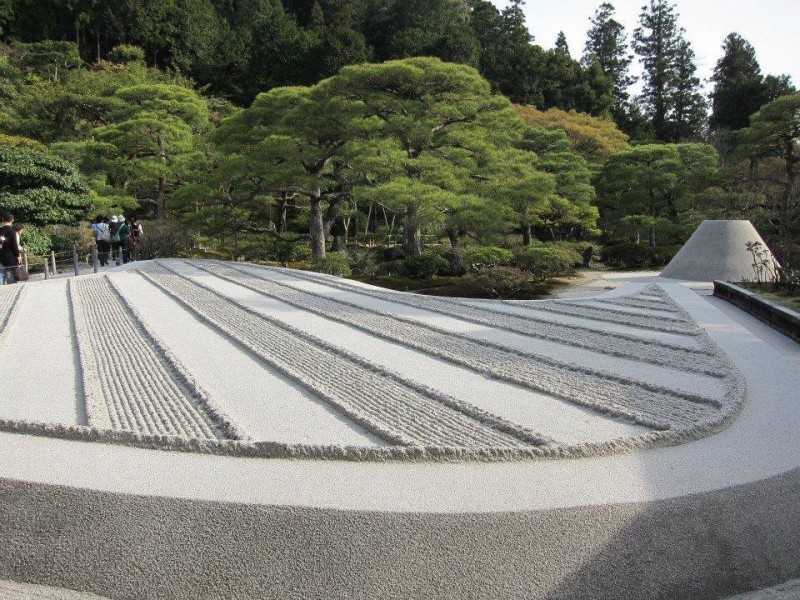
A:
2;470;799;600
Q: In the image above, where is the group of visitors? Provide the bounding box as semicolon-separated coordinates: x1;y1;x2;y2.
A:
0;213;23;285
90;215;143;266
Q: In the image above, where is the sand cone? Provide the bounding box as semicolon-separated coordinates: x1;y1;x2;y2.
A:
660;220;779;282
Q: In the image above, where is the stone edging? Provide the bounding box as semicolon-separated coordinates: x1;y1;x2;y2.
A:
713;281;800;343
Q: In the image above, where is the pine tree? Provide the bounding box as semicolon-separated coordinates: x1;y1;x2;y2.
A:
583;3;636;128
709;33;769;131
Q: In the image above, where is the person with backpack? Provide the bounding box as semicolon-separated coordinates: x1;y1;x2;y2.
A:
91;215;111;266
0;213;21;285
109;215;122;263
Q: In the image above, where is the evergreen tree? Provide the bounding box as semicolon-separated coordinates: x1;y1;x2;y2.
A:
709;33;767;131
669;39;707;140
0;140;92;227
583;3;636;129
554;31;570;55
633;0;705;141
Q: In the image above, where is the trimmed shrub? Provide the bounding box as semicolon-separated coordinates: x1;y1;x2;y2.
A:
514;246;575;282
400;253;450;278
139;220;194;260
311;251;351;277
459;246;514;271
465;267;542;299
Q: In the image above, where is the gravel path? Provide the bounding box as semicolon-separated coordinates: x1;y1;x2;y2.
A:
265;266;722;376
493;293;699;335
68;277;233;440
192;261;727;433
138;262;545;449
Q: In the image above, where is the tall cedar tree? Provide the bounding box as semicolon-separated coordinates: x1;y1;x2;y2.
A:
583;3;636;129
709;33;767;131
669;39;707;141
633;0;706;141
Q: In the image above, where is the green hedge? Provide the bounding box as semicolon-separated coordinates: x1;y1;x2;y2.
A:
600;243;682;269
514;246;576;282
400;253;450;278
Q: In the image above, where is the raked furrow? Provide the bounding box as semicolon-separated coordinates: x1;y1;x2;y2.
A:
196;260;727;431
0;284;25;353
138;262;544;449
593;294;683;313
490;296;698;335
257;266;723;376
69;277;233;440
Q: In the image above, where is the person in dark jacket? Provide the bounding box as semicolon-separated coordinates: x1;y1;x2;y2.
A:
117;215;130;263
0;212;21;285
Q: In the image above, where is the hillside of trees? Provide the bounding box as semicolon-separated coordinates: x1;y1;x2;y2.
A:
0;0;797;294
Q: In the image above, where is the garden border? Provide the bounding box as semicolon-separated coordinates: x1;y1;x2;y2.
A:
713;281;800;344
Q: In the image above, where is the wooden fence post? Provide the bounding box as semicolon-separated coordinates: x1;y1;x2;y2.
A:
91;246;98;274
72;245;79;276
43;256;49;280
50;250;57;275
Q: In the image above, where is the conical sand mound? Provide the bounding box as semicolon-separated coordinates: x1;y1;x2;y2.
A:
661;220;779;282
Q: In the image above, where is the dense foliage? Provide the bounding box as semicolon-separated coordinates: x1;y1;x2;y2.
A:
0;0;797;286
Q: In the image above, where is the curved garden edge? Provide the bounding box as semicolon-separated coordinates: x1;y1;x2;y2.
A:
2;466;799;600
713;281;800;343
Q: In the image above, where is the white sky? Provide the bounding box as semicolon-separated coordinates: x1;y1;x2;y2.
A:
490;0;799;95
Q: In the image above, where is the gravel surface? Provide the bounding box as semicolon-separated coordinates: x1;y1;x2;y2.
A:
193;261;731;433
139;262;544;450
69;277;233;440
269;266;722;375
0;260;748;460
0;580;109;599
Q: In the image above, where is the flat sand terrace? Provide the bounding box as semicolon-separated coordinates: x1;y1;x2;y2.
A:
0;259;744;459
0;260;797;513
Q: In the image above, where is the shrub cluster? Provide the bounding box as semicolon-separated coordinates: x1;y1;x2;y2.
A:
311;251;352;276
514;246;577;282
600;243;681;269
400;253;450;278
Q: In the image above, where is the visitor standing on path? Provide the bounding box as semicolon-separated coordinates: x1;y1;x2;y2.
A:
109;215;122;263
91;216;111;266
117;215;130;263
128;217;143;261
0;213;21;285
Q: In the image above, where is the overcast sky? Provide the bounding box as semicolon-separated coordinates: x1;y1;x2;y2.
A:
489;0;799;94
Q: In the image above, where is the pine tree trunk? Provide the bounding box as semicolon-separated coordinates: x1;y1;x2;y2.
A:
521;223;532;246
310;194;326;259
404;206;422;256
446;228;459;248
155;136;167;220
276;193;289;233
